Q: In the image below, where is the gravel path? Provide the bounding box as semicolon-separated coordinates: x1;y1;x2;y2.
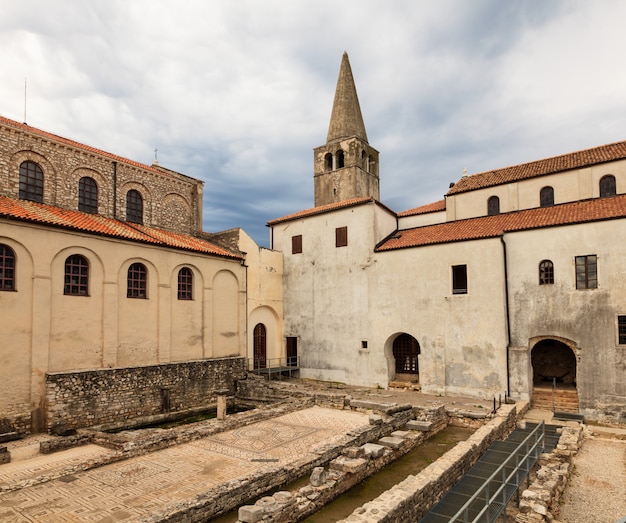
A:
558;431;626;523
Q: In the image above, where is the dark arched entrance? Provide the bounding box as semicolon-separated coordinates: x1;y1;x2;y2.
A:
393;334;420;381
253;323;267;369
531;338;578;412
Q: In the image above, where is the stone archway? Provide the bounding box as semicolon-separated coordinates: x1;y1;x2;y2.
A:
530;337;579;412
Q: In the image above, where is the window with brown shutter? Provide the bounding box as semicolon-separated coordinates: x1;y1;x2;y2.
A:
292;235;302;254
336;226;348;247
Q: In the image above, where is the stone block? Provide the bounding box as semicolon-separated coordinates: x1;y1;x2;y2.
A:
310;467;327;487
378;436;405;450
273;491;293;504
343;446;364;458
256;495;279;513
0;447;10;464
351;399;391;411
362;443;385;459
329;456;367;473
391;430;410;438
406;420;433;432
238;504;265;523
369;414;383;425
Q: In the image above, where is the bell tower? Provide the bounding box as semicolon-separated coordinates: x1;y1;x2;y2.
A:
314;52;380;207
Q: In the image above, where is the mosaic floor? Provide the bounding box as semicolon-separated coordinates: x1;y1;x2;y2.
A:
0;406;368;522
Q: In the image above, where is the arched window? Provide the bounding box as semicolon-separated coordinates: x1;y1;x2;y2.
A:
336;149;344;169
0;244;16;291
539;259;554;285
19;161;44;203
540;186;554;207
64;255;89;295
127;262;147;298
126;189;143;224
78;177;98;213
177;267;193;300
253;323;267;369
324;153;333;171
487;195;500;216
599;175;616;197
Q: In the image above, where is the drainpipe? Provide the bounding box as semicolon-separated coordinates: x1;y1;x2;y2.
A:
112;161;118;219
501;235;511;398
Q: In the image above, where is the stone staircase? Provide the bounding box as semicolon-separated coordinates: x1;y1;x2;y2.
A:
531;386;579;413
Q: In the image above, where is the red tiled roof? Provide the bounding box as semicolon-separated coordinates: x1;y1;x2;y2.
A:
377;194;626;252
0;195;242;259
447;140;626;195
0;115;181;179
398;199;446;217
268;197;377;225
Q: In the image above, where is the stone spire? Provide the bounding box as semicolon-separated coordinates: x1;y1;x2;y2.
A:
313;53;380;207
326;52;368;144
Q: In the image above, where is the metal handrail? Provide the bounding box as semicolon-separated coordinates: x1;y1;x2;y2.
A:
249;356;299;372
448;421;545;523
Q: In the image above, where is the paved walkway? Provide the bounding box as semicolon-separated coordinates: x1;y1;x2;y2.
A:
0;406;369;522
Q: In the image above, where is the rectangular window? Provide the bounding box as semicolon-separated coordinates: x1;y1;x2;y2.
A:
452;264;468;294
618;316;626;345
292;235;302;254
336;226;348;247
575;255;597;290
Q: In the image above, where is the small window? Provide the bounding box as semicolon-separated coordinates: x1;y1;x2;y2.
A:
19;161;44;203
126;190;144;224
599;175;616;197
0;244;16;291
292;235;302;254
540;186;554;207
64;255;89;296
452;264;468;294
127;262;147;298
361;340;368;349
78;177;98;213
177;267;193;300
539;260;554;285
336;226;348;247
487;196;500;216
618;316;626;345
575;255;597;290
336;149;344;169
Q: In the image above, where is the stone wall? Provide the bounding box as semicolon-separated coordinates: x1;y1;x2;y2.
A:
45;357;246;431
0;118;202;234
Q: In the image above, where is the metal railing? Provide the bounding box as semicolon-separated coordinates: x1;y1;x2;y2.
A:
448;421;546;523
248;356;300;379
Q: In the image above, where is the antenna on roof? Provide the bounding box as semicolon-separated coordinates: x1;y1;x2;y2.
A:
23;78;27;124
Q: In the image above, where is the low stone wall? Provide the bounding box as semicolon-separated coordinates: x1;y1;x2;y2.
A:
332;403;518;522
517;423;584;522
44;357;247;431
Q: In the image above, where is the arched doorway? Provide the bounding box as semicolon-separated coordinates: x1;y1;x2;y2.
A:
253;323;267;369
392;334;420;382
531;338;578;412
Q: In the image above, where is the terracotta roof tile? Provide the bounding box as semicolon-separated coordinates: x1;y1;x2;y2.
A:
398;199;446;217
447;140;626;195
0;195;241;259
0;115;180;178
268;197;376;225
377;194;626;252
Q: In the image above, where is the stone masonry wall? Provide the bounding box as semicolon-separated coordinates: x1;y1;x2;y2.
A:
0;119;202;233
45;357;246;431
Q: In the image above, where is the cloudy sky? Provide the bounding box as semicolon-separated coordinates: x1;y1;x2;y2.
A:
2;1;626;246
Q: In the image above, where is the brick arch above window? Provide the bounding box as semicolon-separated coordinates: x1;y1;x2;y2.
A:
9;150;56;203
119;182;151;225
